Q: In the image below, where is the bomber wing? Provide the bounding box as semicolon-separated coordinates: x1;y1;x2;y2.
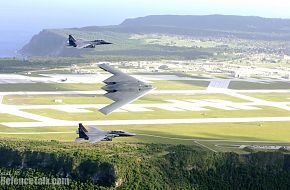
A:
98;64;154;115
99;63;140;83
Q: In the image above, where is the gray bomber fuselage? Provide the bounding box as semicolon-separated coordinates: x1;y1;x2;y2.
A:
102;82;153;92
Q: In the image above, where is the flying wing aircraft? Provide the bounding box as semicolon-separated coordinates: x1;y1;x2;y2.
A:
99;63;155;115
76;123;136;143
67;35;112;49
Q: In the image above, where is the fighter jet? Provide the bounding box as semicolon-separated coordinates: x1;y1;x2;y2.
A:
59;78;67;82
99;64;155;115
76;123;136;143
67;35;112;49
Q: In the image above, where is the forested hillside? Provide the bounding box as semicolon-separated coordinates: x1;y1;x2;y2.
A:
0;140;290;189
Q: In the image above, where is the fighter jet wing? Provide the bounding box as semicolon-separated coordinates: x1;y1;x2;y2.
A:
88;127;104;133
100;88;153;115
88;135;107;143
77;42;93;49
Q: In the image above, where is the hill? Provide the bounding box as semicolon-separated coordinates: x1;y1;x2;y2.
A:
121;15;290;34
19;15;290;59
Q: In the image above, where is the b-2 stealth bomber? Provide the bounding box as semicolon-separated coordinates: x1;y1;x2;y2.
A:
76;123;136;143
67;35;112;49
98;64;155;115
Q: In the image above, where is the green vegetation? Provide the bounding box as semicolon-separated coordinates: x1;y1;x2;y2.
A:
22;105;290;121
242;92;290;102
0;140;290;189
0;58;95;73
1;121;290;147
4;95;111;105
130;34;225;48
4;93;246;105
0;125;72;133
139;93;247;103
0;113;34;122
127;122;290;142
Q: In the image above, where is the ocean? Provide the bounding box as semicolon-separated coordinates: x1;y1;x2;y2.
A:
0;42;19;57
0;30;36;58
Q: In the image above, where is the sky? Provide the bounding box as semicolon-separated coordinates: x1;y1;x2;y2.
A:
1;0;290;30
1;0;290;55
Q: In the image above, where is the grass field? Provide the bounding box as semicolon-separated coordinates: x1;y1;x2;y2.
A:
0;114;34;122
242;92;290;102
22;106;290;121
3;93;247;105
4;95;112;105
1;121;290;147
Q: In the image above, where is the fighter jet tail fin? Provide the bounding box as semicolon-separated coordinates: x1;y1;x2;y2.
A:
79;123;88;132
68;35;77;47
77;123;88;139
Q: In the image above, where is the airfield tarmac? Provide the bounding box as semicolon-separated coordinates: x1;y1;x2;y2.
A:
1;89;290;127
1;73;290;152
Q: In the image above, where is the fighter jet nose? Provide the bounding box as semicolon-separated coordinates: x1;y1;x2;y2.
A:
127;133;136;136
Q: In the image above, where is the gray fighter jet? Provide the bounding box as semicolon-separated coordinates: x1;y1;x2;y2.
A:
67;35;112;49
76;123;136;143
99;64;155;115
